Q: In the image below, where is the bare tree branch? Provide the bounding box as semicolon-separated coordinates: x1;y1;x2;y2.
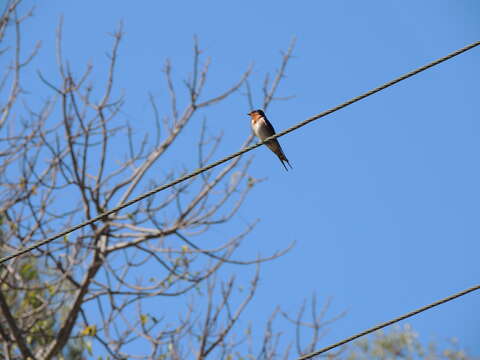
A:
0;4;338;359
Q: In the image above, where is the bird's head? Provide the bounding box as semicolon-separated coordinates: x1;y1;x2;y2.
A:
247;109;265;119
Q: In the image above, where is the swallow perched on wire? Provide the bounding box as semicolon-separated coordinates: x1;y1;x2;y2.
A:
248;109;292;171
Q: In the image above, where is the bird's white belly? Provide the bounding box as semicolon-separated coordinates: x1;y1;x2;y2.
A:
252;119;271;140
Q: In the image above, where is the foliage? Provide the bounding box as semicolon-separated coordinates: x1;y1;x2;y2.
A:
345;325;474;360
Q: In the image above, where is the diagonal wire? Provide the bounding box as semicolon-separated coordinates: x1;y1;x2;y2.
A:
297;284;480;360
1;40;479;265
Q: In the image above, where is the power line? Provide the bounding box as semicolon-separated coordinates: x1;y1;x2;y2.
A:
297;284;480;360
1;40;479;265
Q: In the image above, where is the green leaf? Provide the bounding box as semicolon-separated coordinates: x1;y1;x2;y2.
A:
86;341;93;356
20;263;38;281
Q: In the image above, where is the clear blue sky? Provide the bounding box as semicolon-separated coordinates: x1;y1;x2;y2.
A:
13;0;480;356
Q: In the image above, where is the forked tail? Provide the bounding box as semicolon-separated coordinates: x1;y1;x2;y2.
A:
278;156;293;171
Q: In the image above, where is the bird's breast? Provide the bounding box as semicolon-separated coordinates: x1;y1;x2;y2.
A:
252;118;271;140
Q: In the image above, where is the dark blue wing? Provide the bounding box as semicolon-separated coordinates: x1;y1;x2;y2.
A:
263;117;277;135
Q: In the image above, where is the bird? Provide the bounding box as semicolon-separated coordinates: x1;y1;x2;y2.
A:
247;109;292;171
